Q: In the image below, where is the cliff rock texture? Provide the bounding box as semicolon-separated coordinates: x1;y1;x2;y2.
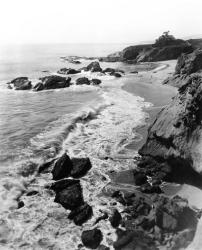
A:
138;50;202;187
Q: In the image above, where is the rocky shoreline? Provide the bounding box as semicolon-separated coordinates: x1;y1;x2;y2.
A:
3;41;202;249
20;49;201;250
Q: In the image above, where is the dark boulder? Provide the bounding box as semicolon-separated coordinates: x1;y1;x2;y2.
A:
33;82;44;91
57;68;81;75
51;153;73;180
91;78;102;85
53;179;84;210
81;228;103;249
10;77;32;90
109;209;122;228
111;72;122;78
71;157;92;178
39;75;71;89
131;71;138;74
133;171;147;186
68;202;93;225
103;68;115;74
17;200;25;209
76;77;91;85
86;61;102;72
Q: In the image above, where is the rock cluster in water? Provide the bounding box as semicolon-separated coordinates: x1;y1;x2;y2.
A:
7;61;124;91
40;153;93;226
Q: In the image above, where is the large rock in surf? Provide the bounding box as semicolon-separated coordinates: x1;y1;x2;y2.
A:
91;78;102;85
9;77;32;90
52;153;73;180
39;75;71;89
71;157;92;178
81;228;103;249
86;61;102;72
51;154;92;179
52;179;84;210
76;77;91;85
57;68;81;75
68;202;93;225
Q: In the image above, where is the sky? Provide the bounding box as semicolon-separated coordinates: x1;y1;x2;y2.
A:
0;0;202;44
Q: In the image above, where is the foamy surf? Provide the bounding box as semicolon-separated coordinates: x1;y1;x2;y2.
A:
0;71;151;249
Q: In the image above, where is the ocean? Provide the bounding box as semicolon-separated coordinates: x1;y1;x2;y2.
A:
0;43;178;249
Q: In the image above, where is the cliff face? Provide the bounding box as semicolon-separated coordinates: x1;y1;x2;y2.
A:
137;50;202;187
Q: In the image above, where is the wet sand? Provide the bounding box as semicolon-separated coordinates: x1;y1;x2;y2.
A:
122;60;178;150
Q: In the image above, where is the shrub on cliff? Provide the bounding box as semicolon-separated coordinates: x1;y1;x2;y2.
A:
154;31;187;47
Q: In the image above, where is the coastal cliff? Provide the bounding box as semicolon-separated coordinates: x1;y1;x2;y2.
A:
137;49;202;186
100;36;202;64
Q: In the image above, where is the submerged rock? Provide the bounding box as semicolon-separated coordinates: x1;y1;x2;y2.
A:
81;228;103;249
86;61;102;72
76;77;91;85
57;68;81;75
10;77;32;90
51;153;73;180
111;72;122;77
103;68;115;74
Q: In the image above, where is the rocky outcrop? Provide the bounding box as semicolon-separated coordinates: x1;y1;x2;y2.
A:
49;154;93;225
81;228;103;249
52;179;84;210
39;75;71;90
112;191;199;250
86;61;102;72
175;49;202;75
52;153;73;180
8;77;32;90
99;37;197;63
57;68;81;75
76;77;91;85
91;78;102;85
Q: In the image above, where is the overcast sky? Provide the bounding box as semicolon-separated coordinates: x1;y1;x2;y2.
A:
0;0;202;44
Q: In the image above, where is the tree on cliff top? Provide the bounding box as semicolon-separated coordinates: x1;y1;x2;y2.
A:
154;31;186;47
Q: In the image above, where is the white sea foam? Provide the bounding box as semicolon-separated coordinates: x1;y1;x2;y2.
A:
0;75;151;249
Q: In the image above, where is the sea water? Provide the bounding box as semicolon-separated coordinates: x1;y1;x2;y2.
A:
0;44;183;249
